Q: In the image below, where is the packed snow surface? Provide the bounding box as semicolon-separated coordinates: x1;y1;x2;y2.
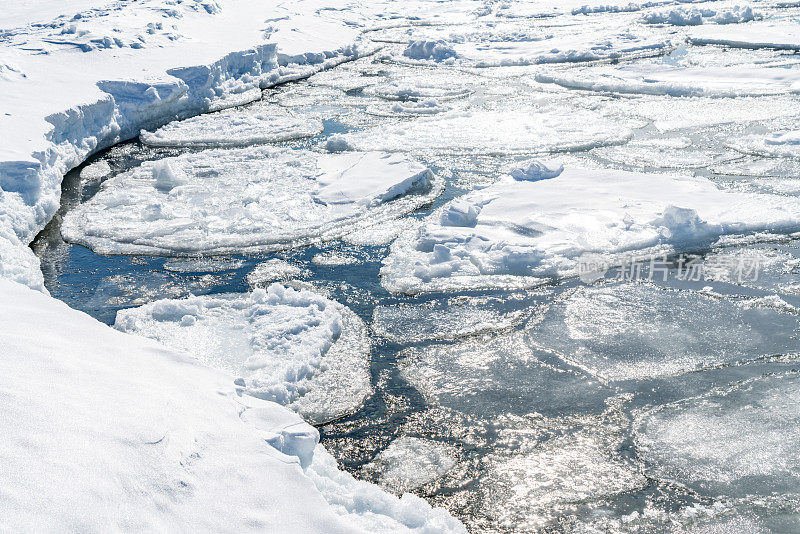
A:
114;284;371;424
381;165;800;294
61;148;440;255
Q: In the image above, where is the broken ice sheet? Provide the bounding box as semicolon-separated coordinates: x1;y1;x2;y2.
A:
139;104;323;147
728;130;800;160
246;259;307;286
635;372;800;499
399;332;610;419
114;285;371;424
526;283;800;382
362;436;458;494
61;148;442;255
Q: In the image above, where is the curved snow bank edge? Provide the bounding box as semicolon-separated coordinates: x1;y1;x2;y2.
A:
0;41;374;292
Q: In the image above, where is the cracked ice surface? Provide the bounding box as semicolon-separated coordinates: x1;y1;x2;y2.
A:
61;148;442;255
114;284;371;424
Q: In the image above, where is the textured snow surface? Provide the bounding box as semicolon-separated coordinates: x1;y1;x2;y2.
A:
140;104;323;147
381;165;800;294
527;283;800;382
114;284;371;424
61;148;440;255
636;372;800;497
0;278;463;533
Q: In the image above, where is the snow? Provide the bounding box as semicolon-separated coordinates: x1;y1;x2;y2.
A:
61;148;441;255
114;285;370;425
402;40;458;62
0;278;461;532
536;63;800;97
642;6;759;25
364;437;458;493
527;283;800;382
729;130;800;159
381;164;800;294
688;21;800;50
635;371;800;497
140;104;323;147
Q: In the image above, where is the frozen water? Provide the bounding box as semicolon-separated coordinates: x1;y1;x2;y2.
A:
62;148;442;255
399;333;610;419
688;22;800;50
381;165;800;294
114;285;371;424
729;130;800;159
163;257;245;273
140;106;323;148
642;6;759;26
635;372;800;498
527;283;800;382
247;259;307;286
363;436;458;493
373;301;527;343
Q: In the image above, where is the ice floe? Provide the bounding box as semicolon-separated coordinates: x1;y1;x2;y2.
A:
381;165;800;294
527;283;800;382
247;259;307;286
688;21;800;50
642;6;759;25
114;284;371;424
635;371;800;497
363;436;458;493
61;148;441;255
728;130;800;159
140;105;323;148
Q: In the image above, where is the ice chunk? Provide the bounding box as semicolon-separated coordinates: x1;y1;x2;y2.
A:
79;159;111;182
247;259;306;286
536;63;800;97
527;283;800;382
362;82;471;101
402;40;458;62
366;98;450;117
381;166;800;294
373;301;527;343
61;147;442;255
363;437;458;493
728;130;800;160
140;106;323;148
635;372;800;497
508;159;564;181
642;6;758;26
163;257;245;273
400;333;610;419
324;133;355;152
688;22;800;50
114;285;371;424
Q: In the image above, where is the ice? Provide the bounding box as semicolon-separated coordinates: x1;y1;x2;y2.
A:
0;278;461;532
363;437;458;493
362;82;472;101
728;130;800;159
536;63;800;97
593;138;727;169
402;41;458;62
79;160;112;182
382;164;800;294
400;333;610;419
114;284;371;424
366;99;451;118
527;283;800;382
61;147;442;255
140;106;323;148
508;159;564;181
337;103;637;156
635;372;800;498
688;21;800;50
163;257;245;273
247;259;307;286
481;416;646;531
373;302;527;343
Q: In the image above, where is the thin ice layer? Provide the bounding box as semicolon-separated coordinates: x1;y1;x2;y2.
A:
688;22;800;50
399;333;610;419
61;148;441;255
527;283;800;382
728;130;800;159
114;285;371;424
363;437;458;493
338;104;636;155
380;166;800;294
140;106;323;147
635;372;800;498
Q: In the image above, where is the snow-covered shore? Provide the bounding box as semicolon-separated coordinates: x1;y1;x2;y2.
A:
0;1;464;531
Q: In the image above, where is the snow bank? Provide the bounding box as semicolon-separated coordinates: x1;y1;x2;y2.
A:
140;104;323;147
0;0;368;291
0;278;463;532
114;284;371;424
61;148;440;255
381;164;800;294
